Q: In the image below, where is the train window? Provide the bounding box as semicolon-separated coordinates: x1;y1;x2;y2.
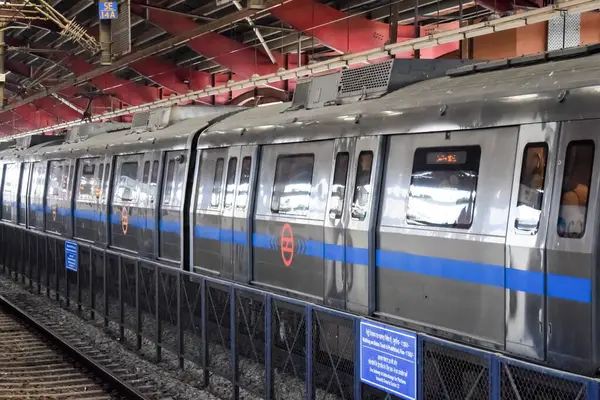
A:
151;160;159;184
406;146;481;229
98;164;104;190
271;154;314;216
18;163;31;225
2;163;19;201
515;144;548;233
163;160;176;206
224;157;238;209
330;152;349;219
30;163;45;200
558;140;594;239
114;161;138;203
351;151;373;221
78;162;96;199
236;157;252;210
47;161;64;199
162;155;185;208
100;163;111;201
210;158;225;208
143;161;151;183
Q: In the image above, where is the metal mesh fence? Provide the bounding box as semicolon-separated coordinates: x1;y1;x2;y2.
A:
180;275;203;366
272;299;307;400
500;362;588;400
236;291;266;396
312;310;354;400
422;339;490;400
1;227;600;400
207;283;232;379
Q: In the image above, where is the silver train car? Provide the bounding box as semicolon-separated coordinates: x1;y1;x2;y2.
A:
1;44;600;376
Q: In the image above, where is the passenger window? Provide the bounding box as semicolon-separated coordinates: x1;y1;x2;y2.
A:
558;140;594;239
143;161;151;183
101;163;111;201
271;154;314;216
210;158;225;208
236;157;252;210
224;157;238;209
78;162;96;199
98;164;104;192
515;144;548;233
163;160;176;206
47;161;64;199
406;146;481;229
351;151;373;221
31;163;45;199
330;152;349;219
151;160;159;184
2;163;19;204
18;163;31;224
114;161;138;203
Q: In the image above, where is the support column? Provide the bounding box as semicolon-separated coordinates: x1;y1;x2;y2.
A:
99;18;112;66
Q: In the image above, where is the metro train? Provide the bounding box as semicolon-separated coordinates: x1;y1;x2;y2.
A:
2;44;600;376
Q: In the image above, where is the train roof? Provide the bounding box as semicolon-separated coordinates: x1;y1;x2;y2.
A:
2;105;243;162
200;46;600;148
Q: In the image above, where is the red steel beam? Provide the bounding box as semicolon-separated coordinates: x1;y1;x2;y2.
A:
64;56;159;106
132;4;283;77
269;0;458;58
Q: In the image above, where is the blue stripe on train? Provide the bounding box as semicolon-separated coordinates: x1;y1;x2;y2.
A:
30;208;591;303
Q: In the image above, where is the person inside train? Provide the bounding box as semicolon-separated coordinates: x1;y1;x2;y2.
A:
515;147;546;231
352;152;373;219
557;145;592;238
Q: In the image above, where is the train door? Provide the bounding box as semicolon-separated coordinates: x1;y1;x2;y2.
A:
344;136;383;314
253;141;332;300
111;154;143;252
505;123;558;361
545;120;598;371
193;148;229;275
159;150;187;262
220;147;241;280
323;138;353;309
74;157;102;242
140;154;160;256
232;146;258;283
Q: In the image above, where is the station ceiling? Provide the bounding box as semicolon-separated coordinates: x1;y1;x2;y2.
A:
0;0;535;136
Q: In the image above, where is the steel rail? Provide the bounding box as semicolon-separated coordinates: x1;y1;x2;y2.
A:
0;293;148;400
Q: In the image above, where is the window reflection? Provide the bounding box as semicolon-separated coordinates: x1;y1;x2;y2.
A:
515;144;547;233
236;157;252;210
211;158;225;208
271;154;314;216
558;140;594;239
330;152;349;218
351;151;373;220
114;161;138;203
407;146;481;229
224;157;238;208
78;162;97;200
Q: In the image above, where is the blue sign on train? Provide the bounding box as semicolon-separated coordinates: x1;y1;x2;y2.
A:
65;241;78;272
99;1;118;20
360;320;417;400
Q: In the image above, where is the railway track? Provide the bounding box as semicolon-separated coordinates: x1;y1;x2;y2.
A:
0;295;147;400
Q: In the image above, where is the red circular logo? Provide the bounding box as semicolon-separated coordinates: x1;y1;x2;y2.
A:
280;223;294;267
121;207;129;235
